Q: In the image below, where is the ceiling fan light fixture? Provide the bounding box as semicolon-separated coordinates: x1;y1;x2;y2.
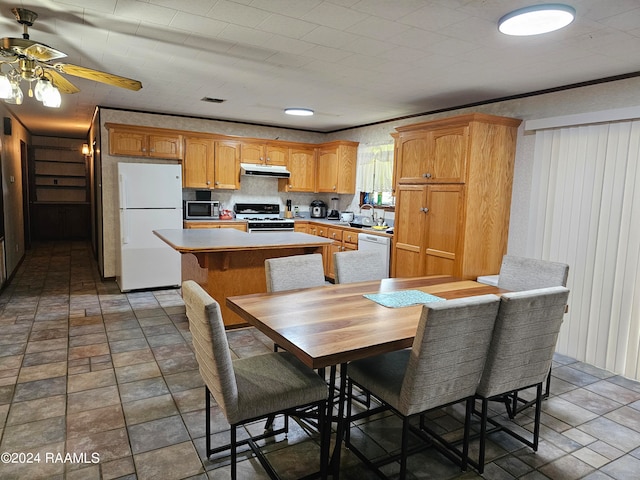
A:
42;84;61;108
0;74;12;99
34;77;51;101
4;80;23;105
285;108;314;116
498;4;575;36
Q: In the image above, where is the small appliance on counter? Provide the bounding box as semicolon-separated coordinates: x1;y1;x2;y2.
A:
310;200;327;218
327;197;340;220
184;200;220;220
340;211;354;222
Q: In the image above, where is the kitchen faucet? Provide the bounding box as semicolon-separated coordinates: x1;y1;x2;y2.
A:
360;203;377;223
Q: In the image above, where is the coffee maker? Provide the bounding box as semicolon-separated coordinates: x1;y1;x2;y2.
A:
310;200;327;218
327;197;340;220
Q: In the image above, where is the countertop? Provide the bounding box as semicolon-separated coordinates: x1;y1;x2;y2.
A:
154;228;333;253
183;217;394;237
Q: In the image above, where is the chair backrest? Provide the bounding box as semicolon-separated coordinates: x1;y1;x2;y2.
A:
398;295;500;416
476;286;570;399
333;250;388;284
265;254;326;292
182;280;239;420
497;255;569;291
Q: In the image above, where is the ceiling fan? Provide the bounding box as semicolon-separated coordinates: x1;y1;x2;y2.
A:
0;8;142;107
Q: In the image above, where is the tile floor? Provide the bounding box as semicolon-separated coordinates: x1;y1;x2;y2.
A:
1;242;640;479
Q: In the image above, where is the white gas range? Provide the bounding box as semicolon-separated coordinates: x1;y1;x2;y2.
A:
234;203;295;232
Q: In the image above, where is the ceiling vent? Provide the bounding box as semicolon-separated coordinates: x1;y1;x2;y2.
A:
201;97;225;103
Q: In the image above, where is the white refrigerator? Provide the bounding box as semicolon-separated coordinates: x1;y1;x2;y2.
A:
116;163;183;292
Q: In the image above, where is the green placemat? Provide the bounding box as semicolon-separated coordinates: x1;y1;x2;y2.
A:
364;290;445;308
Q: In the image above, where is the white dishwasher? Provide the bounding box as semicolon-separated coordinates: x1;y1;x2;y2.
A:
357;233;391;278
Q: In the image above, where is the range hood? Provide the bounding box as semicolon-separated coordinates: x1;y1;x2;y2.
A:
240;163;291;179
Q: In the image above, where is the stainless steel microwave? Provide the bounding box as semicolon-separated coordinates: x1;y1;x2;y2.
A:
184;200;220;220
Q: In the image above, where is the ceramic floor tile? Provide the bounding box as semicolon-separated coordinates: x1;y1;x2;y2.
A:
128;415;190;454
6;395;66;426
67;385;121;414
66;427;132;463
133;441;203;480
1;416;66;450
122;393;179;426
67;404;126;438
115;361;162;384
12;376;66;402
118;377;170;403
67;368;116;393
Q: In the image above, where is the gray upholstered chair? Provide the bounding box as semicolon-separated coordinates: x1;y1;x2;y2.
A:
345;295;501;479
182;280;329;480
265;253;326;292
473;286;570;474
497;254;569;412
497;255;569;291
333;250;388;284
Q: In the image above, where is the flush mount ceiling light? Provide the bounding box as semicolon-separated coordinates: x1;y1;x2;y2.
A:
284;108;314;116
498;3;576;36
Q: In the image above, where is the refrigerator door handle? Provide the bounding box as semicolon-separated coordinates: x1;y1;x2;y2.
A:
122;209;130;245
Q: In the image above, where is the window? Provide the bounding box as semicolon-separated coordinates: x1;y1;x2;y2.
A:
356;143;394;206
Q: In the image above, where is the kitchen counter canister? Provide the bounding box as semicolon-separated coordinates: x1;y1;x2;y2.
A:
154;228;333;327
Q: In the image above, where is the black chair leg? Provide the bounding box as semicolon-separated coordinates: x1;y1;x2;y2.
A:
478;398;488;474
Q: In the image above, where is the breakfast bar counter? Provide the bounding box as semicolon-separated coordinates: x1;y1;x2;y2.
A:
154;228;333;327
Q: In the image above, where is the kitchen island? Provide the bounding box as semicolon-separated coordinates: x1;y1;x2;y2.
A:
154;228;333;327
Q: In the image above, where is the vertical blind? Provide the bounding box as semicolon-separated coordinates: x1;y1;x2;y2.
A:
528;120;640;380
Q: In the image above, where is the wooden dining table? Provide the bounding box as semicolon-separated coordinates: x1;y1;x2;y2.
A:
226;274;506;477
226;275;506;370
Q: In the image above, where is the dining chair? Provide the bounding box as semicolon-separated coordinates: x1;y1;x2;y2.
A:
497;254;570;414
472;286;570;474
333;250;388;284
265;253;326;292
181;280;329;480
345;295;501;479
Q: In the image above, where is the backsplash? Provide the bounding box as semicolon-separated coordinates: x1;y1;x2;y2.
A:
182;175;393;224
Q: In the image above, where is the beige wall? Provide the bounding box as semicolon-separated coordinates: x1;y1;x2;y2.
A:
0;105;28;283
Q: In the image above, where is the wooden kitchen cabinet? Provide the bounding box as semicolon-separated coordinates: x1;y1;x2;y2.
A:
183;137;240;190
214;140;241;189
108;125;183;159
183;136;215;188
279;146;316;192
184;221;246;231
316;141;358;194
394;125;468;184
393;184;463;278
240;142;288;165
391;113;521;279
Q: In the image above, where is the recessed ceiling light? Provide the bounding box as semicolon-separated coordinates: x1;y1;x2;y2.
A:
498;4;576;36
284;108;314;116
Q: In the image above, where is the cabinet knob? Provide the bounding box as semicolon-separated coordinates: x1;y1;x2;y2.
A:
423;173;432;178
150;148;155;152
142;148;147;152
420;207;429;213
289;184;293;188
333;185;336;190
206;181;211;185
214;181;220;186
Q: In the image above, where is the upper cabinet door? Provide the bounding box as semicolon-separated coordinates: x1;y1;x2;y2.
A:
316;148;339;193
183;136;214;189
282;146;316;192
148;134;183;159
395;125;468;184
110;131;148;156
214;140;240;190
265;144;288;165
240;142;265;164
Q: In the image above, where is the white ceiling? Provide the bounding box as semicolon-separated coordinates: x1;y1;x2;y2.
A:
2;0;640;138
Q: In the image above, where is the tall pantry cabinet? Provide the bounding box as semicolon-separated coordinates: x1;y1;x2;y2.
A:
391;113;522;280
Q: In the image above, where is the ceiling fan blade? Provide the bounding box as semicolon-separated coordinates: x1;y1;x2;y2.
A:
24;42;67;61
53;63;142;91
43;67;80;94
